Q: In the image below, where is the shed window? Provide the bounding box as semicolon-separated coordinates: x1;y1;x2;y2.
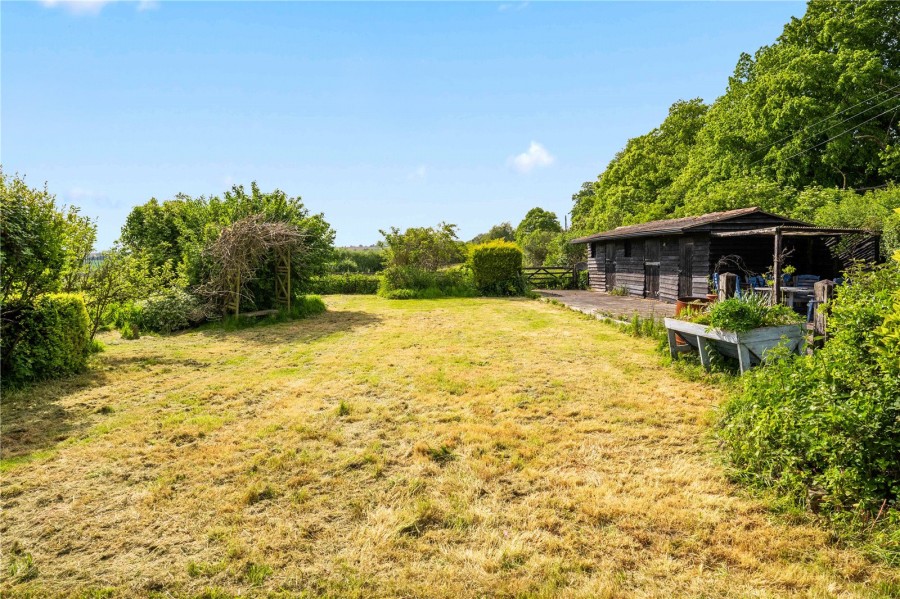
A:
589;243;596;258
624;240;632;258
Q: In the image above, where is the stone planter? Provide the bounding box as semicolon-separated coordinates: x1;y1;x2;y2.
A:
664;318;805;374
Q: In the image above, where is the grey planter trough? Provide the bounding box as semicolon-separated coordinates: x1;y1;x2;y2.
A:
663;318;805;374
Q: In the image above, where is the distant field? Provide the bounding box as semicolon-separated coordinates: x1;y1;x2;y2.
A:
2;296;897;598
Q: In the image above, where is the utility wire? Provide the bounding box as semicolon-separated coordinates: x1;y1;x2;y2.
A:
764;103;900;166
749;82;900;160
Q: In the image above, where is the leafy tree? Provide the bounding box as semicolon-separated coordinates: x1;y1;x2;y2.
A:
76;248;160;340
470;222;516;244
520;230;556;267
60;209;98;293
379;222;466;271
572;99;708;232
120;195;206;273
544;231;587;267
121;182;336;308
1;171;70;305
574;1;899;234
516;207;562;243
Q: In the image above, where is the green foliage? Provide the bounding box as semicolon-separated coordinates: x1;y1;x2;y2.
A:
379;222;466;271
377;265;476;300
206;295;326;331
571;2;899;242
700;294;803;332
77;248;169;340
134;288;205;334
325;247;385;274
519;230;556;267
470;222;516;244
0;170;96;304
515;207;562;242
1;293;91;387
121;182;336;303
572;99;708;232
469;240;525;296
608;286;628;296
305;273;380;295
718;262;900;530
544;231;587;267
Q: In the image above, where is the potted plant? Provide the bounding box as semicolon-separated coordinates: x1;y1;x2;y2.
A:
706;276;718;302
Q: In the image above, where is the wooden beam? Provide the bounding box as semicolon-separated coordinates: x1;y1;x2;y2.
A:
772;227;782;306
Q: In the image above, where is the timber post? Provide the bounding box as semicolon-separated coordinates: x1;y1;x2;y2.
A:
772;227;783;306
718;272;737;301
812;279;835;345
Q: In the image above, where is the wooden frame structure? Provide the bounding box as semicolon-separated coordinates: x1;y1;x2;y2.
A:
711;226;877;305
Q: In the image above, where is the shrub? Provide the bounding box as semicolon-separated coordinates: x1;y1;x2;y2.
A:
305;273;379;295
469;240;525;296
379;223;466;271
290;294;327;318
378;265;476;299
325;248;385;274
718;262;900;524
135;288;205;333
1;293;91;387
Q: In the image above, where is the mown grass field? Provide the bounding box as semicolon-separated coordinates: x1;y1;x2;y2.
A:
2;295;898;598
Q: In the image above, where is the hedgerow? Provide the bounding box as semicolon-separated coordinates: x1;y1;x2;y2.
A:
1;293;92;387
306;273;380;295
377;265;476;299
717;262;900;545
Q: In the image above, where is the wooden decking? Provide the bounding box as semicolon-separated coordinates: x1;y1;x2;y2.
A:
536;289;676;322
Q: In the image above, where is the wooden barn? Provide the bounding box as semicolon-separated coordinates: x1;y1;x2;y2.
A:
571;207;879;303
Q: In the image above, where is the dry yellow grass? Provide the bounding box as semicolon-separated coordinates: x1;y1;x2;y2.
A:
1;295;897;598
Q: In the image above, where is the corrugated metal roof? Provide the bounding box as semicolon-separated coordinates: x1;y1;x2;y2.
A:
570;207;798;243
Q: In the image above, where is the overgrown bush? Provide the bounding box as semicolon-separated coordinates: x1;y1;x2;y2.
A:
378;265;476;299
1;293;91;387
469;240;525;296
379;223;466;272
718;262;900;530
134;288;205;333
305;273;379;295
324;248;385;274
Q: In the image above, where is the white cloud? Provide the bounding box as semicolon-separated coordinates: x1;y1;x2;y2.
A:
40;0;157;15
508;141;555;173
407;165;428;182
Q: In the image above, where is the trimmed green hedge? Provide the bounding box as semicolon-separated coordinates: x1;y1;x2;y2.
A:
305;273;380;295
469;240;525;296
1;293;92;387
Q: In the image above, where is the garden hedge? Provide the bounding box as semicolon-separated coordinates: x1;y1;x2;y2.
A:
469;240;525;296
2;293;92;387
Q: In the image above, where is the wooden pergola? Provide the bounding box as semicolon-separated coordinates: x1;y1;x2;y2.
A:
711;226;878;303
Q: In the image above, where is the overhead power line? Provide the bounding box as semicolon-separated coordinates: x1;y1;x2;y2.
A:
767;102;900;166
750;82;900;160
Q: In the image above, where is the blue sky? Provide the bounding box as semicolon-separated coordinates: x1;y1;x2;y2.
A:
2;0;804;248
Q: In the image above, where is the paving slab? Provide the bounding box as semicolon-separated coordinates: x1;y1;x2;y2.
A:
536;289;676;321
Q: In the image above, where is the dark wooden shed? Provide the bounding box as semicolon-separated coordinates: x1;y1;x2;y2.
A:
570;207;879;303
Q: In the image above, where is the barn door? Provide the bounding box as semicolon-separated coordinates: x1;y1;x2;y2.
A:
679;238;694;298
644;240;660;299
604;243;616;291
